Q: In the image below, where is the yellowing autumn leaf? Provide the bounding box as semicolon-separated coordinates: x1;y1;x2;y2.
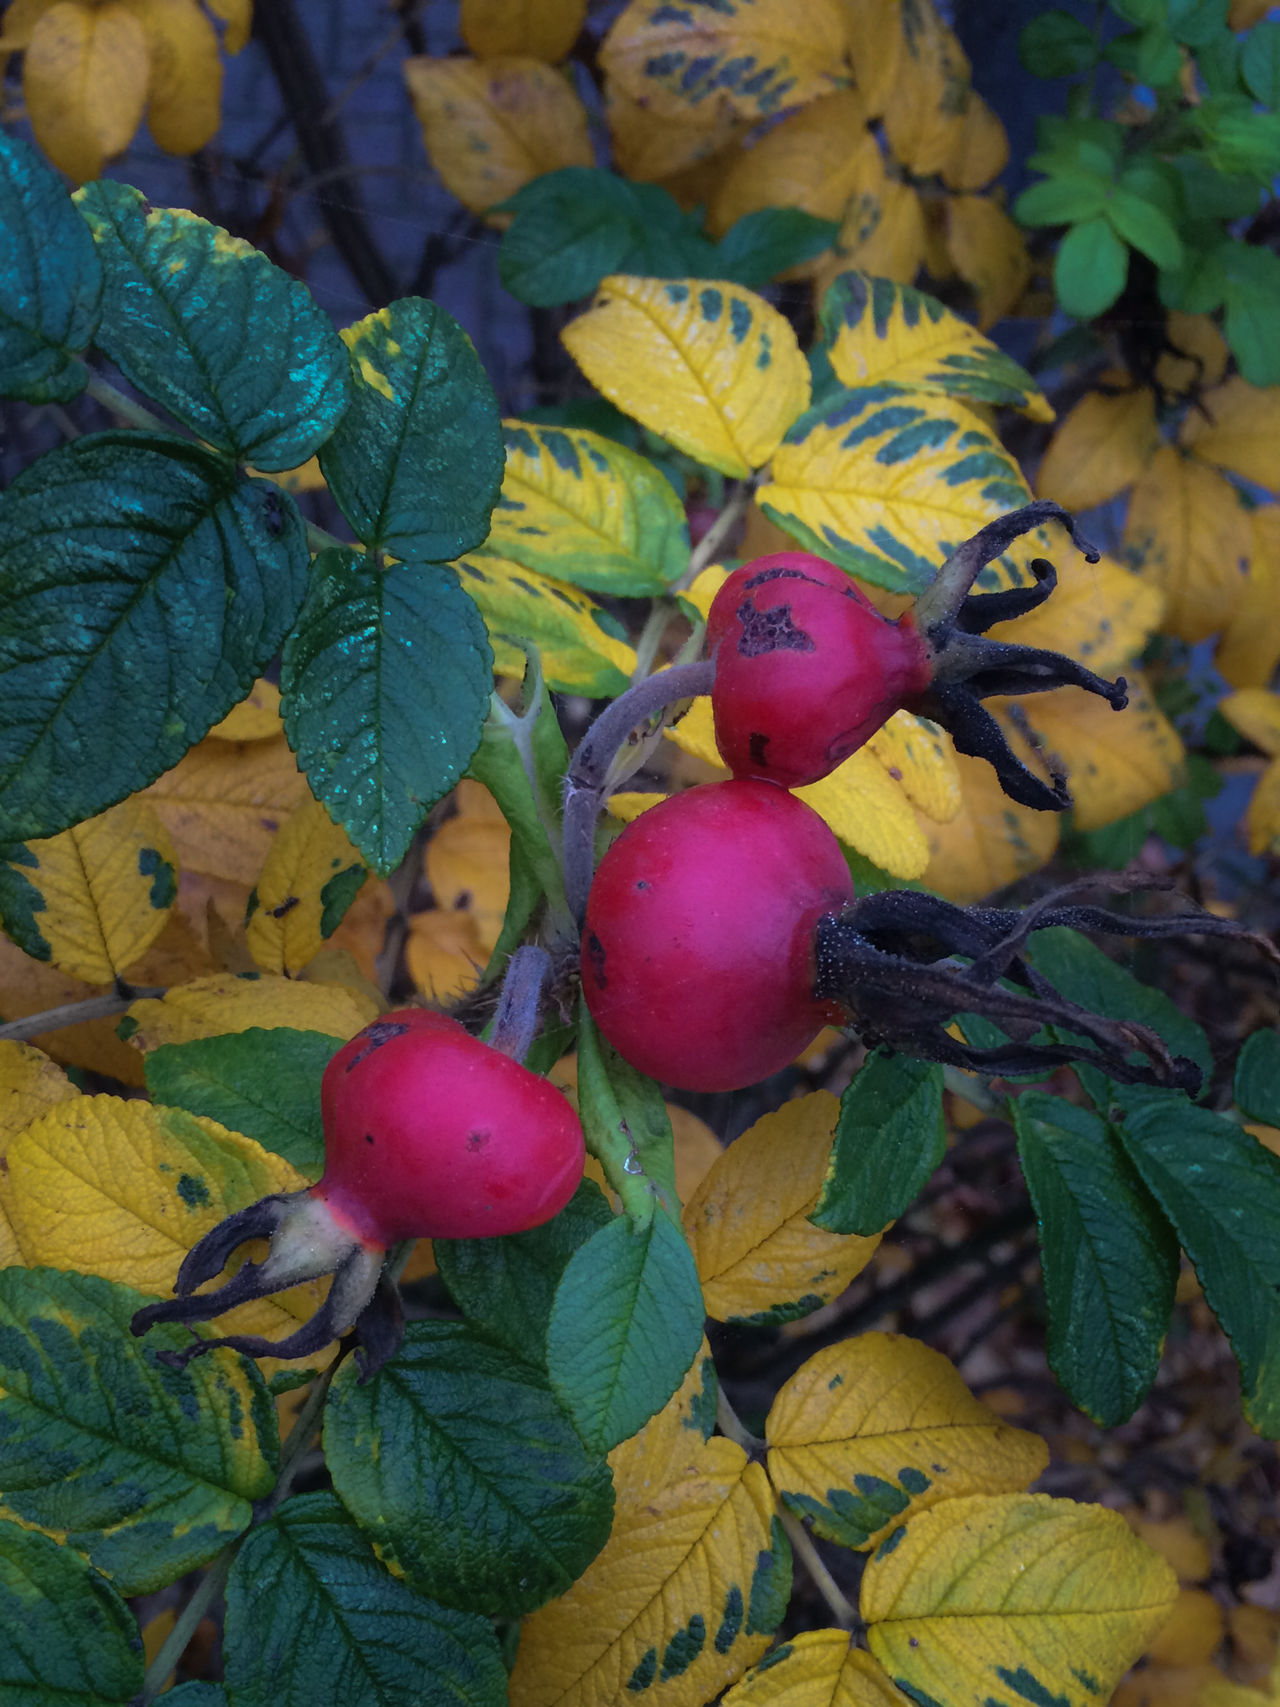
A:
509;1435;785;1707
683;1092;880;1324
820;271;1052;422
461;0;585;61
767;1335;1047;1552
1035;384;1160;511
119;0;221;155
145;734;310;886
562;276;810;478
0;1040;77;1267
987;550;1163;679
834;174;926;287
208;679;283;743
882;0;971;177
405;908;489;1004
404;54;592;218
604;78;745;182
861;1494;1178;1707
1123;444;1253;644
707;91;871;236
1180;375;1280;493
0;1094;328;1367
1220;688;1280;757
424;805;510;954
455;551;637;695
918;746;1060;904
21;0;149;181
600;0;850;123
245;800;367;978
1145;1587;1223;1668
944;194;1031;330
941;91;1009;191
865;715;961;823
123;972;378;1052
608;1338;718;1509
1156;312;1228;397
205;0;249;54
1217;507;1280;688
724;1633;910;1707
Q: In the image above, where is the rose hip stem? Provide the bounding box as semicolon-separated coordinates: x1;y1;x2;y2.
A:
489;943;552;1062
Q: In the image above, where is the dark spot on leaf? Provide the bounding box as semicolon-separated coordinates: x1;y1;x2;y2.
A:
177;1174;211;1209
660;1614;705;1679
626;1647;657;1692
269;895;300;919
714;1585;743;1653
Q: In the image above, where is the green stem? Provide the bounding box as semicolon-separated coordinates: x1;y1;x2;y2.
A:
942;1064;1001;1114
306;520;345;554
630;599;676;686
675;476;757;592
715;1386;766;1456
83;370;169;434
775;1507;858;1631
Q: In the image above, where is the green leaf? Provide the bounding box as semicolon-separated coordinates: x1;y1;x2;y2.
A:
0;844;50;961
1015;172;1111;226
498;168;637;307
1030;115;1124;174
1224;242;1280;386
1168;0;1229;45
1158;235;1229;313
454;550;635;696
435;1179;613;1365
1235;1029;1280;1127
1019;10;1100;77
163;1690;227;1705
0;433;308;844
1054;216;1128;317
281;548;492;876
1242;17;1280;103
810;1051;945;1236
318;298;502;559
0;130;100;403
224;1491;508;1707
575;1001;681;1221
75;181;349;470
1197;30;1244;93
714;208;839;288
1106;24;1184;83
0;1268;277;1595
324;1320;614;1617
142;1028;343;1177
0;1520;143;1704
1111;0;1164;23
1115;1090;1280;1435
1107;189;1184;270
1195;96;1280;181
546;1210;705;1454
1013;1092;1178;1425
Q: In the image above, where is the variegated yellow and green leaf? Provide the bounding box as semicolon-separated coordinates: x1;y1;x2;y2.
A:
491;421;689;594
1123;444;1253;644
918;744;1061;905
723;1631;913;1707
123;972;377;1053
455;551;636;696
245;799;368;978
880;0;971;178
864;715;961;823
986;550;1164;678
819;273;1051;421
758;388;1040;595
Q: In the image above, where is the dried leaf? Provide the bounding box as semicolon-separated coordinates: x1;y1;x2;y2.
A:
835;173;926;286
724;1634;911;1707
986;550;1164;678
882;0;971;177
1156;312;1229;397
123;972;378;1052
120;0;221;155
208;679;283;744
245;799;367;978
918;745;1060;904
461;0;586;61
866;714;961;824
145;734;310;886
605;78;744;182
22;0;148;181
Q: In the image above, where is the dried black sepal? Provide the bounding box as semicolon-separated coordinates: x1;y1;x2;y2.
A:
814;874;1277;1091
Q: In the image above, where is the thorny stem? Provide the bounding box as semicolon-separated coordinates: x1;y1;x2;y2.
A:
562;661;715;926
775;1507;859;1632
0;986;165;1045
489;945;552;1062
910;501;1099;639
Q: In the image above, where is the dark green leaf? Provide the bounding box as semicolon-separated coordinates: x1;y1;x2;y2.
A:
0;130;100;402
1195;96;1280;181
435;1179;613;1364
0;433;308;843
1168;0;1228;44
1174;154;1261;221
0;1520;143;1704
576;1003;681;1217
0;1267;277;1595
1030;115;1124;174
810;1051;944;1236
1114;1089;1280;1435
1110;0;1164;23
1224;241;1280;386
1054;216;1128;316
1107;189;1184;270
1157;236;1229;313
498;168;636;307
1242;17;1280;103
324;1321;614;1616
1235;1029;1280;1127
0;844;50;960
281;548;492;875
546;1211;705;1453
1107;25;1184;83
75;181;349;469
714;208;839;288
1015;172;1110;226
143;1027;344;1177
163;1689;227;1705
319;298;502;559
1197;30;1244;93
224;1492;507;1707
1013;1092;1178;1425
1019;10;1099;77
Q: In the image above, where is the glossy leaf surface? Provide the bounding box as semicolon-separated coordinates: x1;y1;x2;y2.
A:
456;551;635;695
812;1052;945;1237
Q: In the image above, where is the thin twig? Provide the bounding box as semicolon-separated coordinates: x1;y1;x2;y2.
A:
676;478;757;592
775;1506;859;1631
0;987;166;1045
83;371;168;434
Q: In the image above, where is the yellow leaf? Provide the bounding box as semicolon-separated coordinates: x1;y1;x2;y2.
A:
861;1493;1179;1707
0;1094;328;1367
986;551;1164;678
835;174;926;287
767;1335;1047;1552
1034;385;1160;511
1216;506;1280;688
405;907;489;1003
918;746;1060;904
1229;0;1274;24
1181;375;1280;492
600;0;850;123
403;54;592;219
1244;758;1280;856
1122;1511;1212;1585
460;0;585;61
1008;674;1185;833
14;799;177;984
945;194;1031;329
683;1091;880;1324
454;551;637;695
842;0;900;116
725;1633;911;1707
668;1106;722;1203
0;1041;77;1267
821;270;1052;423
1123;444;1253;644
23;0;149;181
208;679;283;743
509;1435;781;1707
424;810;511;953
123;972;378;1052
145;733;311;885
758;392;1036;597
1219;688;1280;757
707;90;870;236
1145;1587;1223;1668
941;91;1008;190
882;0;970;177
204;0;249;53
245;800;367;978
120;0;220;154
604;77;744;182
0;0;60;49
683;563;731;623
1156;312;1229;397
605;790;665;824
608;1337;718;1508
865;714;961;824
492;420;690;595
562;275;810;478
